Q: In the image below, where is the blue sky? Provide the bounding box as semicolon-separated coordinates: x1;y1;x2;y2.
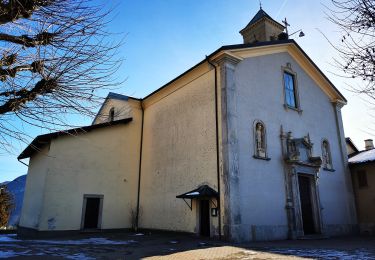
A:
0;0;372;182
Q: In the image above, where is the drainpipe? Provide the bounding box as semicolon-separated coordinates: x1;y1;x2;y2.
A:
135;102;145;231
206;56;222;240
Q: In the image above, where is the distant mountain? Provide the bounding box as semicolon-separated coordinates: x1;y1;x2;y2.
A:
3;175;27;227
0;181;9;186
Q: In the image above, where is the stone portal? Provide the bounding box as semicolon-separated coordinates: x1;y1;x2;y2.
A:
280;128;323;238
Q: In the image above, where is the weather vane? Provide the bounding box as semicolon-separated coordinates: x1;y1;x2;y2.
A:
259;0;262;9
282;17;305;38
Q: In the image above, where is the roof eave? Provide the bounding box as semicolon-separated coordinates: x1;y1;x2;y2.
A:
349;160;375;165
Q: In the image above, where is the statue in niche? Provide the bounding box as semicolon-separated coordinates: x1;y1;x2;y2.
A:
322;141;332;169
255;123;266;157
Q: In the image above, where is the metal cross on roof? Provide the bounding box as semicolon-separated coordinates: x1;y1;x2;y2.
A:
282;17;290;35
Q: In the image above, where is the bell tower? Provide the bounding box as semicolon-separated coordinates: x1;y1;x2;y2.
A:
240;8;285;44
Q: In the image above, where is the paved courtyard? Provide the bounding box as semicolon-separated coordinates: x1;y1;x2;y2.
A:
0;231;374;259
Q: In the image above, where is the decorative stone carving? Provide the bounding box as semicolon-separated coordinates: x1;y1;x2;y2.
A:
285;132;322;167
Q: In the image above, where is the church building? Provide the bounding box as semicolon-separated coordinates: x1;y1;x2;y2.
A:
18;9;357;241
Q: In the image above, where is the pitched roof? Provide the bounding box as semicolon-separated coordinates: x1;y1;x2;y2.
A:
18;118;132;160
242;8;284;30
142;39;347;103
348;148;375;165
107;92;130;101
106;92;142;102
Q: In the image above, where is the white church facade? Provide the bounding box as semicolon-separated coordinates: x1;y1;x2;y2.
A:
18;9;357;241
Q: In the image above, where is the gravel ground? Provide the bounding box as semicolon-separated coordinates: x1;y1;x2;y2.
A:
0;231;374;259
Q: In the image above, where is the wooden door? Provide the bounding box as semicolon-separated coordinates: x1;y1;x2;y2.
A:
200;200;210;236
83;197;101;229
298;175;315;235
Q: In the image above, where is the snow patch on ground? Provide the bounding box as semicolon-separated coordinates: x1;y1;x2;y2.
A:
0;234;135;245
0;249;94;260
268;248;375;260
0;250;20;259
0;250;32;259
32;237;136;245
0;234;19;242
63;253;95;260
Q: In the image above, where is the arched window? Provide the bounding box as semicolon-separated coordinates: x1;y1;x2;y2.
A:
322;140;332;170
109;107;115;122
253;120;268;159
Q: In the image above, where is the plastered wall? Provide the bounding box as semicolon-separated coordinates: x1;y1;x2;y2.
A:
19;146;49;229
224;52;356;241
20;100;142;231
139;64;219;234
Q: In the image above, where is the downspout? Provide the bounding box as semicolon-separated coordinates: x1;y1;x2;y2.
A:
206;56;222;239
135;102;145;231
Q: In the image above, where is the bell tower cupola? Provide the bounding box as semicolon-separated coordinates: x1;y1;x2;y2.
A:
240;8;285;44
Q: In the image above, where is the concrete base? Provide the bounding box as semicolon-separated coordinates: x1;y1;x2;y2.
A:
250;225;289;241
225;224;289;242
225;224;358;242
17;226;132;239
359;223;375;236
324;224;359;237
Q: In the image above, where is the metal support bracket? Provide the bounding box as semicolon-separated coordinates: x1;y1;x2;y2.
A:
182;198;192;211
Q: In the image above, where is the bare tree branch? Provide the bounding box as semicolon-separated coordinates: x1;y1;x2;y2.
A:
0;0;53;25
327;0;375;100
0;0;123;152
0;32;55;47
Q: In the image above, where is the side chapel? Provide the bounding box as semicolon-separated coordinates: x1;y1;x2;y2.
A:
18;8;357;241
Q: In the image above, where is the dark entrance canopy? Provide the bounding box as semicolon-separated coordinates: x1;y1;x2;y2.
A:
176;185;218;211
176;185;219;199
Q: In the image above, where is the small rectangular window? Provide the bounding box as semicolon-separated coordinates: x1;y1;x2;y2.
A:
357;170;368;188
284;72;297;108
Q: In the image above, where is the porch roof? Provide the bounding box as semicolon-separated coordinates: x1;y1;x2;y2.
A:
176;185;218;199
